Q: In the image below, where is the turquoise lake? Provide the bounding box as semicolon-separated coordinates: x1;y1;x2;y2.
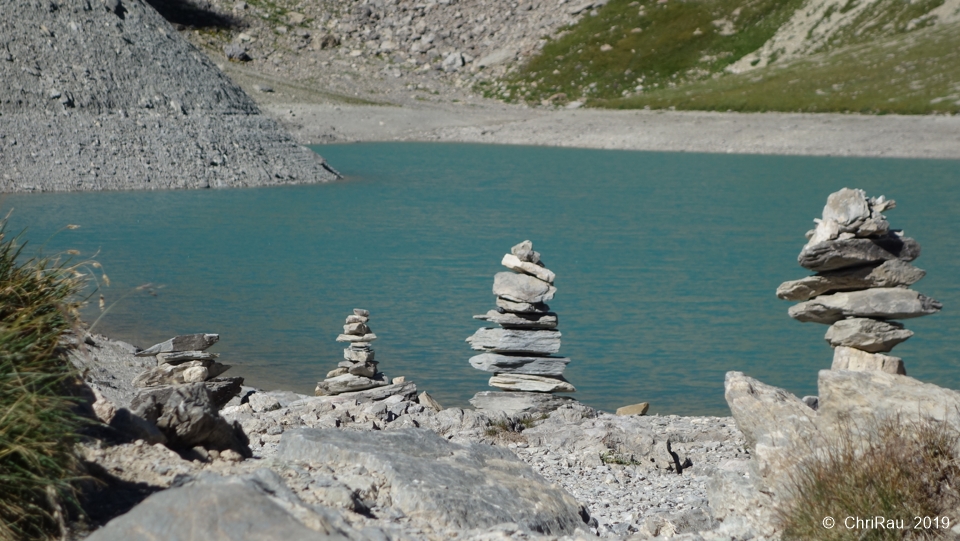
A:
7;143;959;415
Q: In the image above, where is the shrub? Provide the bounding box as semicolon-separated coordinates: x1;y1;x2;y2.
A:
778;415;960;541
0;223;89;540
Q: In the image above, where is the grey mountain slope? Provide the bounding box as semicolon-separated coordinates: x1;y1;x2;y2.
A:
0;0;338;192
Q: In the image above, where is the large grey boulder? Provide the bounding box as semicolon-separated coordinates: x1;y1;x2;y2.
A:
130;377;243;412
824;318;913;353
135;334;220;357
776;259;926;301
85;469;361;541
466;328;561;354
797;234;920;272
831;346;905;375
277;428;588;534
133;383;251;456
469;391;578;415
492;272;556;304
788;288;941;324
469;353;570;376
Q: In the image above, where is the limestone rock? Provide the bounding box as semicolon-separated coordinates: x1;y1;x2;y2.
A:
616;402;650;416
418;391;443;412
818;369;960;437
132;360;230;388
822;187;871;229
788;288;941;324
824;318;913;352
326;367;349;378
776;259;926;301
247;393;282;413
723;371;820;484
797;234;920;272
336;333;377;343
495;297;550;314
493;272;556;304
332;381;417;403
277;428;588;533
511;240;541;264
473;309;558;329
469;391;578;415
85;470;356;541
136;333;220;356
831;346;905;375
347;361;378;378
343;322;370;335
489;374;575;393
315;373;388;396
469;353;570;376
502;253;555;283
130;377;243;413
156;350;219;365
132;383;251;456
344;348;375;362
466;328;561;354
353;308;370;317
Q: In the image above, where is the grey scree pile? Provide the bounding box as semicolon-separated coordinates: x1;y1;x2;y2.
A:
467;241;580;411
779;187;942;376
315;309;395;396
0;0;338;192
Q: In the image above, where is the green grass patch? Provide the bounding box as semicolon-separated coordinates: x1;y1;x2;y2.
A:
0;223;90;540
778;415;960;540
497;0;804;103
600;23;960;114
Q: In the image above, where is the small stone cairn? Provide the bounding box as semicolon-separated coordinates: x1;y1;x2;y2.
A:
133;333;233;387
466;241;575;394
778;188;942;375
315;309;390;396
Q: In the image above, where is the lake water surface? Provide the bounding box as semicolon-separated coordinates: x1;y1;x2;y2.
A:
7;143;959;415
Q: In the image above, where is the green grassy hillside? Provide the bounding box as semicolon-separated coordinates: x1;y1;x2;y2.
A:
488;0;960;113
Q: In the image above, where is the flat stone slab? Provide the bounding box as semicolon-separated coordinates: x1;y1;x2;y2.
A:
155;350;219;365
132;360;230;388
344;348;375;362
616;402;650;416
136;333;219;356
824;317;913;353
469;353;570;376
489;374;576;393
788;288;941;324
832;346;905;375
130;377;243;412
466;328;561;354
502;253;555;283
85;470;356;541
473;310;558;329
496;297;551;314
493;272;556;304
777;259;926;301
336;333;377;343
277;428;587;534
293;381;417;406
470;391;579;415
797;234;920;272
315;373;387;396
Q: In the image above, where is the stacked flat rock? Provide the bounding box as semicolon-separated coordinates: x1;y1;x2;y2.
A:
466;241;575;394
315;309;389;396
132;333;234;387
778;188;942;375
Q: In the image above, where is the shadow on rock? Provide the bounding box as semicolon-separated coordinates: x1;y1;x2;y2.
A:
75;461;163;532
144;0;242;29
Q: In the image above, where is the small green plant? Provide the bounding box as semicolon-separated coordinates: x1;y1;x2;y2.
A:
778;415;960;540
0;222;90;540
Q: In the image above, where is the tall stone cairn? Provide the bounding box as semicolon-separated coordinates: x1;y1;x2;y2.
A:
466;241;576;394
315;309;390;396
778;188;942;375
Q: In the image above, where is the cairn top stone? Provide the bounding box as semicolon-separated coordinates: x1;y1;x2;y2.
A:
511;240;541;265
353;308;370;317
804;188;897;246
136;333;220;357
493;272;556;304
502;254;555;284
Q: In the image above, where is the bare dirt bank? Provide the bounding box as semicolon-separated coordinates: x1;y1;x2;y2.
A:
264;100;960;159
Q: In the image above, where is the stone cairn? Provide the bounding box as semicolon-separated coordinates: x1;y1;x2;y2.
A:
466;241;576;395
315;309;390;396
778;188;942;375
133;333;234;388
